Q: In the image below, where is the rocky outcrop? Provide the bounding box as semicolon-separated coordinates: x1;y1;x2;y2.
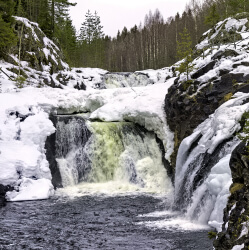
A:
10;17;66;73
165;71;249;168
45;114;92;188
164;13;249;248
214;142;249;249
0;185;14;207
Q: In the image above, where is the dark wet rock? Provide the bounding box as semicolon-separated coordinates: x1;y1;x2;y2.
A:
191;60;216;79
45;115;63;188
214;142;249;249
0;184;14;207
45;114;92;188
75;81;86;90
211;49;239;61
165;72;249;169
219;69;230;76
8;111;33;122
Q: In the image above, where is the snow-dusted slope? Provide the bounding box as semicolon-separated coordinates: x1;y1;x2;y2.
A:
0;17;174;92
176;14;249;86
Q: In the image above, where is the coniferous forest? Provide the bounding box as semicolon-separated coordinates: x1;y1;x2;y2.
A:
1;0;249;71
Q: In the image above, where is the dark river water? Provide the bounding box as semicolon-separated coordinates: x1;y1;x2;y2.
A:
0;195;213;250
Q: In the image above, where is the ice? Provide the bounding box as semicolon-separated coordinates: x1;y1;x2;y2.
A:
239;222;249;239
175;91;249;232
232;244;245;250
6;178;54;201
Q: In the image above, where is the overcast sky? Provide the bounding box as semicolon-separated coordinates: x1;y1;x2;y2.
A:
69;0;191;37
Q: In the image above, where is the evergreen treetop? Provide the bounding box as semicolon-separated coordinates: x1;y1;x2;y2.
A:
79;10;104;44
176;27;194;80
205;4;220;28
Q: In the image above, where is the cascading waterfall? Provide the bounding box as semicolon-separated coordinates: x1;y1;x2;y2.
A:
175;135;239;225
55;115;91;187
54;116;172;194
171;91;249;231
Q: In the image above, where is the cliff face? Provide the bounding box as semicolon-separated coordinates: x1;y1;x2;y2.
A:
165;13;249;248
165;13;249;168
165;50;249;169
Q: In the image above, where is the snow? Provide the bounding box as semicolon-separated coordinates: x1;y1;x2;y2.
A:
0;69;175;200
196;17;249;50
43;37;60;52
190;16;249;90
239;222;249;239
88;78;175;160
225;18;248;31
232;244;245;250
14;16;39;41
55;67;108;90
6;178;54;201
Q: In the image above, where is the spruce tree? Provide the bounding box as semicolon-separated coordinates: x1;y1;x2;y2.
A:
176;27;194;80
78;10;105;67
205;4;220;28
0;0;17;57
0;0;15;23
0;16;17;57
227;0;249;15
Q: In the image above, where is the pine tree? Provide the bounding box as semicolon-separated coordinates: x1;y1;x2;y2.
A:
92;11;104;40
0;0;15;23
205;4;220;28
0;16;17;57
77;10;105;67
51;0;76;38
176;27;194;80
0;0;17;57
79;10;94;44
59;17;77;65
16;0;25;17
228;0;249;15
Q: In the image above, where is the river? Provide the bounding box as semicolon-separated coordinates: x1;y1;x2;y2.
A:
0;193;213;250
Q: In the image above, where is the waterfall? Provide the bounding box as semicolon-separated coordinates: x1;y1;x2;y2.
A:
172;92;249;231
174;135;239;225
54;116;172;194
55;115;91;187
103;72;153;88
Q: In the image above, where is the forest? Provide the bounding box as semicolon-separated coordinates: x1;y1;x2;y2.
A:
0;0;249;72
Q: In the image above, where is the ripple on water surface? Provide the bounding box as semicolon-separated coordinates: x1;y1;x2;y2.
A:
0;194;213;250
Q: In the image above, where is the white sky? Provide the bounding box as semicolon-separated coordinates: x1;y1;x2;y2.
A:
69;0;191;37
